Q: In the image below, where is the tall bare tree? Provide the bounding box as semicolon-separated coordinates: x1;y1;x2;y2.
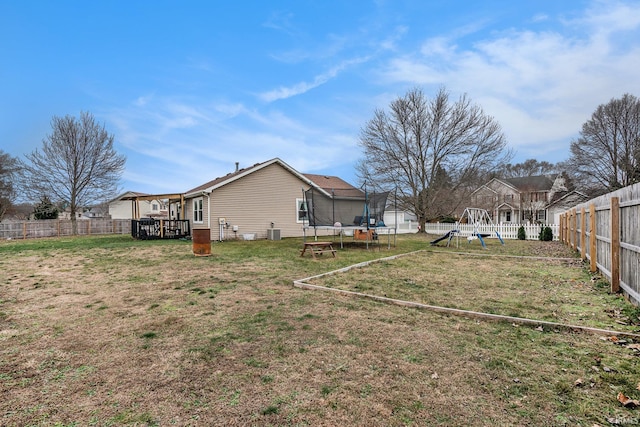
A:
0;150;18;221
567;93;640;193
20;112;126;234
357;87;512;230
500;159;558;178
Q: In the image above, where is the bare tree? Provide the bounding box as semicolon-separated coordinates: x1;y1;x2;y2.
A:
19;112;126;234
0;150;18;222
567;93;640;193
357;87;512;230
500;159;558;178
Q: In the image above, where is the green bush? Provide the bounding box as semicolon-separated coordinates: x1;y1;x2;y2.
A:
517;226;526;240
539;226;553;241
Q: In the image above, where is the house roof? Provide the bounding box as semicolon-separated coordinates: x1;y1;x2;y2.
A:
302;174;364;199
503;175;554;192
184;158;333;198
545;190;589;209
117;192;184;202
109;191;150;203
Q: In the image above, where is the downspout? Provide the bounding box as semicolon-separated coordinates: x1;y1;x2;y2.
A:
205;191;211;231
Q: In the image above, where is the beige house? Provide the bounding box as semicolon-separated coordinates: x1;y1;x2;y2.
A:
470;175;587;225
183;158;362;241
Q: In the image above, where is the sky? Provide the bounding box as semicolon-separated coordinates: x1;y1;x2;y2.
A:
2;0;640;196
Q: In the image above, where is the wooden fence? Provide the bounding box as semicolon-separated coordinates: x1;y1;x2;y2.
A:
0;219;132;240
423;222;559;241
559;182;640;305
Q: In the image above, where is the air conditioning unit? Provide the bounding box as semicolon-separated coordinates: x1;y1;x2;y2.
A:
267;228;281;241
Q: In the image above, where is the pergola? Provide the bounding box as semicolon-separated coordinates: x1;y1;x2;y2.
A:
120;193;185;220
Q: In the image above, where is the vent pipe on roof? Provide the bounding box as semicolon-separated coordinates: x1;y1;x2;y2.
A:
235;162;239;172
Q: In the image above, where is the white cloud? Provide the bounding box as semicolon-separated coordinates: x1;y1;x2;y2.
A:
378;0;640;159
258;56;371;102
107;94;359;193
531;13;549;23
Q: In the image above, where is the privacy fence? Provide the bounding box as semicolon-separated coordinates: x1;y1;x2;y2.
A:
0;219;132;240
560;182;640;305
423;222;559;241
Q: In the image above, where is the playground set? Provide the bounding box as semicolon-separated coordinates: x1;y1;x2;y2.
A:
430;208;504;249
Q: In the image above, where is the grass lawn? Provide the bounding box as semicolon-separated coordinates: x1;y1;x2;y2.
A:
1;233;639;426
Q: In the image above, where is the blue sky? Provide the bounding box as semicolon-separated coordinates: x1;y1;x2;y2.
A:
2;0;640;195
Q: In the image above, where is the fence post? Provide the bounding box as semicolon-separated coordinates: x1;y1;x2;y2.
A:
568;210;571;246
569;209;574;249
589;204;597;273
610;197;620;293
580;207;586;260
573;208;578;250
559;214;563;243
568;210;573;248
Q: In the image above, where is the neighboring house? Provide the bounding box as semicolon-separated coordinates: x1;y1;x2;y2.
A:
81;202;110;219
57;202;110;220
108;191;169;220
183;158;363;241
470;175;587;225
59;209;88;220
546;190;589;225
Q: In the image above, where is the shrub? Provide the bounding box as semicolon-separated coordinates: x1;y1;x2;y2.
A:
517;226;526;240
539;226;553;241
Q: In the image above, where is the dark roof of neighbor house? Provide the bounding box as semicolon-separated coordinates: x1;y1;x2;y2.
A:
302;174;364;199
503;175;554;192
546;190;589;208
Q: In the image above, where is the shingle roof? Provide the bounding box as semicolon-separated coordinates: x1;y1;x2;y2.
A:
303;173;364;199
503;175;554;192
182;158;362;199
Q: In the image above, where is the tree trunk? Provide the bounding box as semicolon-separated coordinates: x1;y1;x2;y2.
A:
71;214;78;235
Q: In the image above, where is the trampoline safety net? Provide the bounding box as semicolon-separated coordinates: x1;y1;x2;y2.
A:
302;188;389;227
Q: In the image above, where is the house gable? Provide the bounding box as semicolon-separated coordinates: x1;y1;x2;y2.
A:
185;158;331;198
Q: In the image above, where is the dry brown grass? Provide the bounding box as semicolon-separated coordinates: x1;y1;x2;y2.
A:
1;235;639;426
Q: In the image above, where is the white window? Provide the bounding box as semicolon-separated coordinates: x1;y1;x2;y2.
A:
152;203;158;211
193;198;203;223
296;198;309;223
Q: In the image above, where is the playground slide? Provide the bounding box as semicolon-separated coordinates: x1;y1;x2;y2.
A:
430;231;454;245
